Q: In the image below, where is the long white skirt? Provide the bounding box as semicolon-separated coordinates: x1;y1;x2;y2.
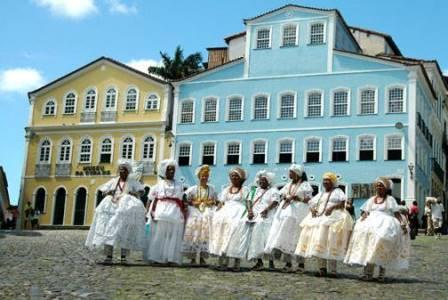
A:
85;194;146;251
344;211;410;270
265;202;309;255
182;206;215;256
144;218;184;264
209;201;246;258
246;216;275;261
295;209;353;261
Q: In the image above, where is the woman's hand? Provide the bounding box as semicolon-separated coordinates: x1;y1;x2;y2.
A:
401;224;408;234
260;209;268;218
248;209;254;220
216;202;224;211
311;208;318;217
324;207;333;216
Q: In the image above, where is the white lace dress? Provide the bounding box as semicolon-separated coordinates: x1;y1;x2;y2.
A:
144;180;185;264
85;177;146;251
209;186;250;258
344;196;410;270
265;181;313;256
182;185;217;257
295;188;353;261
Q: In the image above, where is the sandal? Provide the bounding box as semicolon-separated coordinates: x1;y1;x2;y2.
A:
282;263;294;273
296;263;305;273
268;260;275;271
317;268;327;277
251;261;264;271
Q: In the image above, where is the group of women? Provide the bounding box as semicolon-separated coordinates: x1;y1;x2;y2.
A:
85;159;410;282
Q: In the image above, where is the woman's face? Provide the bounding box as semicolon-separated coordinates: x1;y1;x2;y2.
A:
289;170;299;181
119;166;129;180
230;172;242;187
375;182;386;195
258;177;269;189
323;178;333;190
165;165;176;180
199;173;209;185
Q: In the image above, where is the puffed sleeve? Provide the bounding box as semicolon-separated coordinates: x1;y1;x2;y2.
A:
148;184;160;202
209;185;218;201
308;193;321;208
128;179;145;193
279;184;288;197
241;186;251;202
270;188;281;202
218;187;229;203
300;181;314;200
185;186;196;201
98;177;118;193
360;197;374;212
333;188;347;202
387;196;399;213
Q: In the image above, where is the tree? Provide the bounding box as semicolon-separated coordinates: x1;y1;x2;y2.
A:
148;46;204;80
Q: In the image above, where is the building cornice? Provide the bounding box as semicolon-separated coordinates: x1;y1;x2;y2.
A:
27;121;166;134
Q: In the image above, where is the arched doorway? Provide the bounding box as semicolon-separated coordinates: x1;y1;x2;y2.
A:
34;188;46;213
53;187;66;225
74;187;87;225
96;190;104;207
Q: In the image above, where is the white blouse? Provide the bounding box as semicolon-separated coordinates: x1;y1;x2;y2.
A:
361;195;399;216
309;188;347;211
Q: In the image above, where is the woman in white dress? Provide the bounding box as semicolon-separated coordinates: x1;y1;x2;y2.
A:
244;170;280;270
344;177;410;281
85;160;146;265
144;159;186;265
182;165;218;265
209;167;249;271
295;172;353;277
265;164;313;273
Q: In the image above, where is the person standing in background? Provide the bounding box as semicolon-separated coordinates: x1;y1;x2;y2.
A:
431;198;445;240
408;201;419;240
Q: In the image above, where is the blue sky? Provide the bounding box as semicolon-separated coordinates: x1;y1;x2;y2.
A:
1;0;447;204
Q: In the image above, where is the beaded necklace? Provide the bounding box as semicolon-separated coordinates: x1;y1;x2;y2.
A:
314;189;333;217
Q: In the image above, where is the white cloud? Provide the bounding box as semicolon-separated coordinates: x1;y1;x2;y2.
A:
33;0;98;19
126;59;162;74
107;0;137;15
0;68;44;93
443;69;448;76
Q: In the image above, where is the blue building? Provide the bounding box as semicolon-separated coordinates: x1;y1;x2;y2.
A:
172;4;447;215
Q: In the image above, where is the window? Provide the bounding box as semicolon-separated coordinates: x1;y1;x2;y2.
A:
388;87;404;113
125;88;138;111
64;93;76;114
253;95;268;120
386;135;403;160
309;23;325;45
256;28;271;49
146;94;159;110
282;24;297;47
305;138;320;163
100;138;113;163
252;140;267;164
226;142;241;165
180;100;194;123
105;88;117;110
279;93;295;119
59;139;71;163
121;137;134;160
203;98;218;122
227;97;242;121
39;139;51;163
359;88;376;115
279;140;293;163
332;89;349;116
142;136;155;161
84;89;96;111
178;144;191;166
44;100;56;116
202;143;215;165
306;91;323;117
331;137;348;162
79;138;92;163
359;136;375;161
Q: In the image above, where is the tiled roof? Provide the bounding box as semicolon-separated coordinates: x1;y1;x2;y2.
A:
224;31;246;44
349;26;402;56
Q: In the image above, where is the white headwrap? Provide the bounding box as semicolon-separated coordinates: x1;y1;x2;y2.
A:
118;159;133;173
229;167;247;181
158;159;178;179
375;177;392;190
255;170;275;187
289;164;304;177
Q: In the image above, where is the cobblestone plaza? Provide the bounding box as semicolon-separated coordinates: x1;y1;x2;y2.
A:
1;230;447;299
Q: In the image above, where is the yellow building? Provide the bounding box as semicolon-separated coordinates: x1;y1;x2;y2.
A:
19;57;173;228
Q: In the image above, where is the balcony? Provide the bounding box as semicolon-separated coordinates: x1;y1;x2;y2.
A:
55;164;72;177
35;164;51;178
80;112;96;123
101;111;117;122
432;158;444;182
142;161;155;175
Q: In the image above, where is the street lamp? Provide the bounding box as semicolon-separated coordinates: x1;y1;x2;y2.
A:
408;162;414;180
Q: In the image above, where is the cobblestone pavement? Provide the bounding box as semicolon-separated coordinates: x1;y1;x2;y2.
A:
0;230;447;299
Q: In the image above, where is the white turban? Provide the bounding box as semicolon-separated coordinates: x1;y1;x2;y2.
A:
229;167;247;181
255;170;275;187
375;177;392;190
289;164;304;177
158;159;178;179
118;159;133;173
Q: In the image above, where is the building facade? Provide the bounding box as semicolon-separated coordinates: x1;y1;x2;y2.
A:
173;5;447;214
0;166;11;226
19;57;172;227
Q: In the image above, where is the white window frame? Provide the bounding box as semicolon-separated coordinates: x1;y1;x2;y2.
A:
278;91;297;119
120;136;135;160
303;136;322;163
385;84;407;114
357;86;378;115
63;91;77;115
225;95;244;122
200;141;217;165
124;86;139;112
145;93;160;111
329;135;349;162
384;134;404;160
201;96;219;123
43;98;57;116
330;88;351;116
83;87;97;112
57;137;72;163
357;134;376;160
37;137;52;164
98;136;114;164
252;93;270;120
103;86;118;111
141;135;156;161
179;99;195;124
308;21;327;45
255;27;272;49
178;142;193;166
251;139;268;164
277;138;295;164
78;137;93;164
224;140;242;165
305;89;324;118
281;23;299;47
